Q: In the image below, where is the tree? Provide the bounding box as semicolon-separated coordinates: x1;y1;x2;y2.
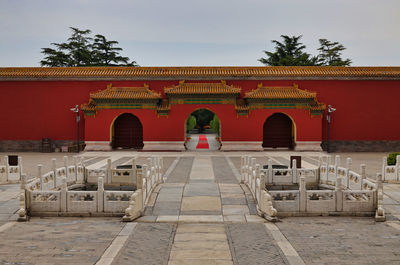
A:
210;115;220;135
259;35;318;66
92;34;138;66
186;115;197;133
40;27;138;67
317;39;352;66
259;35;352;66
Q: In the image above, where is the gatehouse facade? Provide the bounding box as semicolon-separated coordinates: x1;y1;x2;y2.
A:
1;66;399;152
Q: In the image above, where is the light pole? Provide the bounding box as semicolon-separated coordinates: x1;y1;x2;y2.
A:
326;105;336;153
70;105;80;153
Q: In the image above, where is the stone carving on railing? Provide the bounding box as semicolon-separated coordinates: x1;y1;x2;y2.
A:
241;155;385;221
382;156;400;182
123;156;163;222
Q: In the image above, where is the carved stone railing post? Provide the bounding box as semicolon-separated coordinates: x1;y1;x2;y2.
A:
63;156;68;180
73;156;78;182
4;156;9;182
292;159;298;183
334;155;340;181
38;164;43;191
375;173;385;222
336;177;343;212
360;164;366;190
106;159;112;184
240;156;245;183
345;158;352;188
18;157;23;181
299;176;306;212
131;157;137;184
97;177;104;213
396;155;400;181
382;157;387;182
60;177;67;212
52;158;57;188
268;159;273;184
17;174;28;221
254;164;260;196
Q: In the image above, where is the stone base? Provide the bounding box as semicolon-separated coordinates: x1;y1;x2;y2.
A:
84;141;112;151
143;141;185;151
0;140;76;152
295;141;323;151
221;141;263;151
122;212;142;222
322;140;400;152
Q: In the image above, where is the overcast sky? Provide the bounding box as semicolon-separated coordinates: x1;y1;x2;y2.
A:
0;0;399;67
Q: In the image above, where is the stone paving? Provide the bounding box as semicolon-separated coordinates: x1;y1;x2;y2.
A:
0;151;400;264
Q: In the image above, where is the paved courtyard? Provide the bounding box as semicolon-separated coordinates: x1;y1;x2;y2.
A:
0;151;399;264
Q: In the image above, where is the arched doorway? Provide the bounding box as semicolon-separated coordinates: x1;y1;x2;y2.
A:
184;109;221;151
263;113;294;149
112;113;144;149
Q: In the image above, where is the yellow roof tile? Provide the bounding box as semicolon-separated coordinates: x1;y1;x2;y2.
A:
91;84;161;100
245;83;315;99
164;80;241;95
2;66;399;80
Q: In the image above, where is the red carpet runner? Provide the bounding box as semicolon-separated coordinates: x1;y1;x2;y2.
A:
196;135;209;149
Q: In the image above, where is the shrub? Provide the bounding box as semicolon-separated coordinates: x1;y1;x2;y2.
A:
210;115;220;135
186;115;197;132
387;152;400;165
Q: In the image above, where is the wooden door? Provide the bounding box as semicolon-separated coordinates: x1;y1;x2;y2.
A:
262;113;293;149
113;113;144;149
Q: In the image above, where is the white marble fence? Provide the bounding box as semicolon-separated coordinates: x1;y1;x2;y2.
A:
123;157;163;221
0;156;23;183
17;156;163;221
241;155;385;221
382;155;400;182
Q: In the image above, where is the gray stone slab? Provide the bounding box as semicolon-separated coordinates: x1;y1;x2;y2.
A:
221;197;247;205
248;203;258;215
165;157;194;183
157;192;183;202
100;156;132;169
83;156;109;166
183;183;220;197
152;202;181;216
180;210;222;215
113;223;176;265
226;223;287;265
212;156;238;184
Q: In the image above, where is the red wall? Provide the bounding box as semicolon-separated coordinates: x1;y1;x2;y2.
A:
85;105;321;142
1;79;399;142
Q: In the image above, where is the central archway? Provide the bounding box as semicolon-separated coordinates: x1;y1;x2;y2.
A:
184;109;221;151
112;113;144;149
262;113;294;149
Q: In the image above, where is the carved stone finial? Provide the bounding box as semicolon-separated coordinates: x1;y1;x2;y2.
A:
257;83;263;88
107;83;113;89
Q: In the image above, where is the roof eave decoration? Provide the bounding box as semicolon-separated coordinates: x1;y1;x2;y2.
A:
81;84;163;116
244;83;326;116
164;80;241;104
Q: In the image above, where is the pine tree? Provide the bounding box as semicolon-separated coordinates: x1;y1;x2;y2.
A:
317;39;352;66
40;27;138;67
259;35;318;66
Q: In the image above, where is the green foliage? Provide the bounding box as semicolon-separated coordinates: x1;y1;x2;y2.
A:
186;115;197;132
191;109;214;128
317;39;352;66
387;152;400;166
210;115;220;135
259;35;318;66
40;27;138;67
259;35;351;66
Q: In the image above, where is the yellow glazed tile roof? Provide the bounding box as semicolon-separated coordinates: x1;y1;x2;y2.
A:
90;83;161;99
164;80;241;95
245;83;315;99
1;66;399;80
